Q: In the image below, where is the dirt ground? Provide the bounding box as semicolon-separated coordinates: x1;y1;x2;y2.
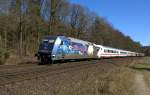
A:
130;57;150;95
0;57;149;95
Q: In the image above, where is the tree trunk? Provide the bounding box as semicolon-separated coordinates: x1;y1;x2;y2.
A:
4;31;7;49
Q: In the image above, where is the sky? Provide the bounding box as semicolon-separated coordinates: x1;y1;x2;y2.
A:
70;0;150;46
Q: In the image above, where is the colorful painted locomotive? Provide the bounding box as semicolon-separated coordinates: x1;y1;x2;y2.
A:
36;36;144;64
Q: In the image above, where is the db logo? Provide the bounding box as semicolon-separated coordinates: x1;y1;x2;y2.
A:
69;46;73;49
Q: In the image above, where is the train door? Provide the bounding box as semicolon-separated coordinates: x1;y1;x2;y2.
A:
97;47;103;58
94;46;100;58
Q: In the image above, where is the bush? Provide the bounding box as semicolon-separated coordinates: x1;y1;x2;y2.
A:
0;48;10;65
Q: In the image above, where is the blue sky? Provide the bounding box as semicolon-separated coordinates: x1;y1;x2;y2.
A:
70;0;150;46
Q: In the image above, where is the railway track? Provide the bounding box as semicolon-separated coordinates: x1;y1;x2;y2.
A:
0;61;99;85
0;57;135;86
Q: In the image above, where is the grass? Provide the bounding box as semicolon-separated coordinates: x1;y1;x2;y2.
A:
130;57;150;70
1;57;150;95
143;71;150;88
131;63;150;70
0;61;136;95
0;48;10;65
130;57;150;90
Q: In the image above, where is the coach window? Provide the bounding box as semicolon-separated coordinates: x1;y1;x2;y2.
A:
111;50;113;53
110;50;112;53
110;50;111;53
109;50;113;53
113;50;115;53
107;50;109;53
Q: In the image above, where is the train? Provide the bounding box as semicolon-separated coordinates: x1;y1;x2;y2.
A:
35;36;144;64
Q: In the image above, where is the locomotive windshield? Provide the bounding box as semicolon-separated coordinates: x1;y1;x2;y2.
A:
38;36;57;53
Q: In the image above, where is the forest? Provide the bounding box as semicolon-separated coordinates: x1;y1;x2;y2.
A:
143;46;150;56
0;0;143;64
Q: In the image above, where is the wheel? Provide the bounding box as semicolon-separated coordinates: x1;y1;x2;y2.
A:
39;56;48;65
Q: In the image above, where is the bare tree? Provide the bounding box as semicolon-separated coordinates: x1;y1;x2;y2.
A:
0;0;143;64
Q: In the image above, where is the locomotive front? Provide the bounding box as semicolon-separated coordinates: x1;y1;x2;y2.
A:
36;36;58;64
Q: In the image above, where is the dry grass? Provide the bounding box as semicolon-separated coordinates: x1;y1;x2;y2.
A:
5;55;37;65
143;71;150;88
131;57;150;64
0;60;137;95
129;57;150;92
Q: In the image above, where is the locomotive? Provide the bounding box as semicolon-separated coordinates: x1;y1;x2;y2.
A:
36;36;144;64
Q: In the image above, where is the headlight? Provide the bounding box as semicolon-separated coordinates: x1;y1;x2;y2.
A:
52;55;55;58
49;40;55;43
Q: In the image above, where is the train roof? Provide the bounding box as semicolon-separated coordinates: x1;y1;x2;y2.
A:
95;45;122;51
42;36;58;39
41;36;142;54
68;37;92;45
41;36;93;45
95;44;136;53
